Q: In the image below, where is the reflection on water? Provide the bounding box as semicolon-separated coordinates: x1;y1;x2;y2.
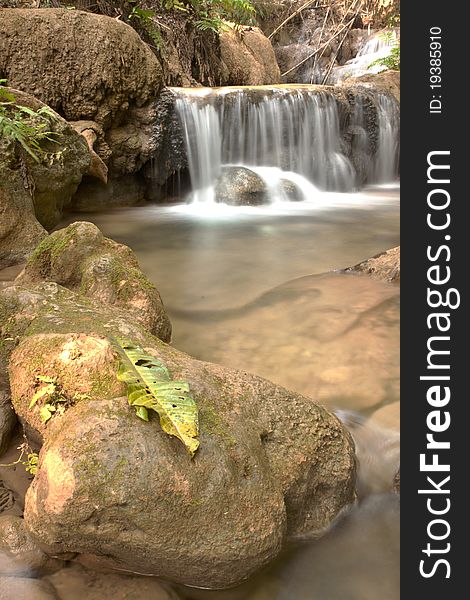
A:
55;187;400;599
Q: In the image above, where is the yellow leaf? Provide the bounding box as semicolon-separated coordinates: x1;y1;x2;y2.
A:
29;383;56;408
113;338;199;457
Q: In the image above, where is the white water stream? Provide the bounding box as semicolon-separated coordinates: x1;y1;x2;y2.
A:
172;85;399;206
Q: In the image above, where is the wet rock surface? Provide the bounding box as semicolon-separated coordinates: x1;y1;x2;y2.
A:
346;246;400;283
215;167;268;206
45;563;180;600
0;392;16;458
0;515;64;577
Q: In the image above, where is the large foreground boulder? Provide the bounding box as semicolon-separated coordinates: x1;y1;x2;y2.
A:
0;277;356;588
15;222;172;342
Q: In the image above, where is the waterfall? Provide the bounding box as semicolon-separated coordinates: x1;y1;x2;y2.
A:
327;30;398;85
374;94;400;183
349;91;400;185
170;86;399;205
175;99;222;203
173;87;356;204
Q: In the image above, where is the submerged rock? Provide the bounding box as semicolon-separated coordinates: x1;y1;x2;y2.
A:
279;179;303;202
15;222;172;342
0;576;58;600
215;167;268;206
0;515;64;577
46;563;180;600
1;277;356;588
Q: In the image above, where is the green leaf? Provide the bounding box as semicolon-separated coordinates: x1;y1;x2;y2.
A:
113;338;199;456
135;405;149;421
29;383;56;408
40;404;56;424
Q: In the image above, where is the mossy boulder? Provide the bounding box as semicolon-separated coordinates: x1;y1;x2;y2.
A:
0;185;47;271
0;88;90;267
16;222;172;342
1;282;356;589
219;27;281;85
0;9;163;129
0;8;164;190
9;333;125;439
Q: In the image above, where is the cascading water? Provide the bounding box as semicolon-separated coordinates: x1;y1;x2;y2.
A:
173;87;356;204
349;91;400;184
327;30;398;84
175;99;222;203
171;85;399;206
374;93;400;182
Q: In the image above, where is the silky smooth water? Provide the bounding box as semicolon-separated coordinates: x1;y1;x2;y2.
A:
172;87;399;204
327;30;398;84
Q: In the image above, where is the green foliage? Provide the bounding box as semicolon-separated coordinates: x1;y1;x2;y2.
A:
29;374;85;424
386;13;400;27
126;1;164;50
369;32;400;72
29;375;66;423
0;80;60;162
23;452;39;476
114;338;200;456
0;441;39;477
163;0;256;33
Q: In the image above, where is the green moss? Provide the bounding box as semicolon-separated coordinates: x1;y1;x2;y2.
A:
199;404;236;447
30;228;73;265
81;253;156;304
89;368;125;400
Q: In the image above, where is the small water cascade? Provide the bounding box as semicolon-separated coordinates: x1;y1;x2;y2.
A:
327;30;398;84
171;85;399;206
349;91;400;184
173;87;356;204
374;94;400;182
